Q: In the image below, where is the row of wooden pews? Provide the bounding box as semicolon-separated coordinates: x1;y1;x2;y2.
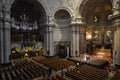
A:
43;57;75;71
32;56;45;64
65;65;108;80
0;58;47;80
55;74;67;80
110;71;120;80
32;56;75;71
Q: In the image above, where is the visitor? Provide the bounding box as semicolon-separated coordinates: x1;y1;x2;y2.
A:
108;69;114;78
112;50;117;68
110;45;113;59
86;54;90;63
61;69;64;77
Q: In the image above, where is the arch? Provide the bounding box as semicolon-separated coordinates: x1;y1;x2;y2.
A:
54;9;71;19
79;0;112;18
56;41;67;58
10;0;46;20
79;0;112;25
10;0;47;48
52;7;74;19
11;43;21;49
9;0;49;16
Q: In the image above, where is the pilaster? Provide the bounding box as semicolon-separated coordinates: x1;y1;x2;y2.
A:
71;23;80;56
113;20;120;65
4;21;11;63
112;0;120;66
79;25;86;53
46;23;55;56
0;22;4;64
0;18;11;63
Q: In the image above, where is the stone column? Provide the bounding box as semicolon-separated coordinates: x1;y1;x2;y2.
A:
71;23;80;56
66;44;70;58
0;14;11;64
71;24;76;56
79;26;86;53
112;0;120;15
76;25;80;56
4;20;11;63
112;0;120;66
0;22;4;64
113;20;120;66
0;19;11;63
46;24;55;56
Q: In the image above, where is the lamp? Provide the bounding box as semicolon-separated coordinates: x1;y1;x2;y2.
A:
86;31;92;40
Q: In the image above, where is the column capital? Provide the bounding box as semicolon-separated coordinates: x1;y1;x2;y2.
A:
46;15;55;27
46;22;55;27
111;15;120;29
112;0;120;15
71;17;85;25
70;23;85;27
111;14;120;21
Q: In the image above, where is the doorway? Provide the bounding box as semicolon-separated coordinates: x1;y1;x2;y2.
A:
56;42;70;58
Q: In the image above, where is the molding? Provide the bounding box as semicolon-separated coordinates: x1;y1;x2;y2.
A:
111;14;120;21
51;6;74;18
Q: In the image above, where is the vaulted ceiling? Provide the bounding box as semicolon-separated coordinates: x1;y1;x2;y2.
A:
10;0;46;22
80;0;112;24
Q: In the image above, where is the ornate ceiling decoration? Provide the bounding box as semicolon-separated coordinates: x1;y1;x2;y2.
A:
80;0;112;26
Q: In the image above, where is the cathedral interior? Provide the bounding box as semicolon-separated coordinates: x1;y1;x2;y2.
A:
0;0;120;80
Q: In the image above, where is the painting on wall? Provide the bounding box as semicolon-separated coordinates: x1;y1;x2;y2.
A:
92;30;101;43
105;30;114;43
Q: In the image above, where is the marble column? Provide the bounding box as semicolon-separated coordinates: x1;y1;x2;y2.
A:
79;26;86;53
113;20;120;66
0;0;11;63
0;22;4;64
112;0;120;15
112;0;120;66
71;23;80;56
4;20;11;63
0;19;11;63
76;25;80;56
71;24;76;56
46;24;55;56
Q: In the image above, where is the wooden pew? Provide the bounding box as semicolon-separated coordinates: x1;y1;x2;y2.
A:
1;73;6;80
56;74;67;80
19;68;30;79
65;71;86;80
6;72;12;80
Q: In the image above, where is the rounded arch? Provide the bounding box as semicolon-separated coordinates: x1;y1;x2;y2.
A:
11;43;21;49
80;0;112;17
52;7;74;19
10;0;47;21
9;0;50;16
79;0;112;25
54;9;71;19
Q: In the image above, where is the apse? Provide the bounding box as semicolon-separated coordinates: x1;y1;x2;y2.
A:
80;0;112;26
10;0;46;49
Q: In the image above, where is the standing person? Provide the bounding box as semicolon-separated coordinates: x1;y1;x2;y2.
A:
112;50;117;68
81;40;87;53
89;40;93;55
110;45;113;59
108;69;114;79
87;40;93;55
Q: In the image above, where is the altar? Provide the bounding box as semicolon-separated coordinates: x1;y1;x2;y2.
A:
94;47;111;57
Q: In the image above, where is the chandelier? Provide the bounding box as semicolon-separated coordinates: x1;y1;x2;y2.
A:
11;9;38;30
